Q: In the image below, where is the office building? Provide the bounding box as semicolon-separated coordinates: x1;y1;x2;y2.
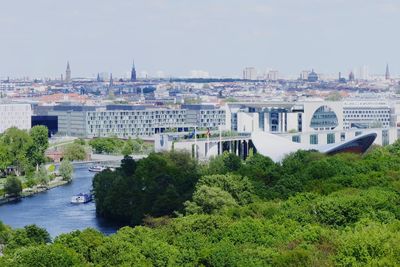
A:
47;104;225;138
0;103;32;133
225;100;397;147
267;70;279;81
31;115;58;137
243;67;257;80
343;101;392;130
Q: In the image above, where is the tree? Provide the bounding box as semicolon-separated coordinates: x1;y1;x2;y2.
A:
89;137;124;154
59;160;74;182
0;143;11;171
120;156;136;176
35;166;49;187
121;140;134;156
185;185;238;214
4;176;22;197
23;225;51;244
132;138;144;153
4;244;84;266
206;152;242;175
29;126;49;168
63;143;86;161
240;153;277;182
2;127;33;175
197;174;254;205
25;175;37;188
93;151;200;225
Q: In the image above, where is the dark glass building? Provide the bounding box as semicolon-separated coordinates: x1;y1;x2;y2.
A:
31;116;58;137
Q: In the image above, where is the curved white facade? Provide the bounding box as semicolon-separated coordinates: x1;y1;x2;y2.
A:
251;131;377;162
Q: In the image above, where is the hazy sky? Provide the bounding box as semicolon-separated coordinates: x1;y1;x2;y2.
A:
0;0;399;78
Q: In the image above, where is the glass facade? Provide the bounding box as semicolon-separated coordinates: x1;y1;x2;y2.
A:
292;135;301;143
327;133;335;144
310;106;338;130
310;134;318;145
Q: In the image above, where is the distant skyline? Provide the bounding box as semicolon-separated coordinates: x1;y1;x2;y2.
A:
0;0;399;78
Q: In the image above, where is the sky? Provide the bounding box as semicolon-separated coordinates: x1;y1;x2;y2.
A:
0;0;399;78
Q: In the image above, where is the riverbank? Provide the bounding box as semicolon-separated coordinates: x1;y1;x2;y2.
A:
0;177;69;206
0;166;120;237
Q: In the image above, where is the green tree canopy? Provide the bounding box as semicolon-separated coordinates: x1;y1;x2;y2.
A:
3;176;22;197
29;126;49;167
62;143;86;161
59;160;74;182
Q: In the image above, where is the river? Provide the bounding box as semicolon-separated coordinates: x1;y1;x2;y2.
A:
0;165;121;237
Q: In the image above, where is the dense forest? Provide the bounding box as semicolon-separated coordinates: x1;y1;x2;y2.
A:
2;141;400;266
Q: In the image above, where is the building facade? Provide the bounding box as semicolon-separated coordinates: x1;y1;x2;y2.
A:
343;101;392;129
47;104;225;138
225;100;398;147
0;103;32;133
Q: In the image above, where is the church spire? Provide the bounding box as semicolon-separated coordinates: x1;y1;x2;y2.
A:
65;61;71;82
109;73;113;87
385;63;390;80
130;59;137;82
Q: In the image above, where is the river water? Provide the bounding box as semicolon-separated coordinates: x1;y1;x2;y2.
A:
0;165;121;237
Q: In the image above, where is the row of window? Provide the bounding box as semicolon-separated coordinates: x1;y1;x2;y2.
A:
292;133;347;145
345;115;389;118
344;110;389;114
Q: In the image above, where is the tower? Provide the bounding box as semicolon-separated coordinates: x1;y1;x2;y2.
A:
385;63;390;80
130;60;137;82
65;61;71;82
96;73;101;82
349;71;355;81
109;73;114;87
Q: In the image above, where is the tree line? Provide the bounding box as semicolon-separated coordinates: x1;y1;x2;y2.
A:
89;137;152;156
2;142;400;265
0;126;49;176
0;126;74;197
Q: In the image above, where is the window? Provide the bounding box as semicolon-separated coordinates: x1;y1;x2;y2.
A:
355;131;362;136
327;133;335;144
340;132;345;141
310;134;318;145
382;129;389;146
292;135;301;143
310;106;338;130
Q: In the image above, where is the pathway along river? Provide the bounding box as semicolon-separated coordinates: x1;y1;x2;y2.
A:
0;165;121;237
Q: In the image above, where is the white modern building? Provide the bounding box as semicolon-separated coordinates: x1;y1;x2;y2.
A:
0;103;32;133
47;104;226;138
225;100;398;147
343;100;392;129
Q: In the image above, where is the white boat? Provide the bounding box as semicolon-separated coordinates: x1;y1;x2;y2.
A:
70;193;93;204
88;165;106;172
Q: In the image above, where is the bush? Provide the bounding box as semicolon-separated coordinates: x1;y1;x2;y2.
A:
4;176;22;197
47;164;56;172
63;143;86;161
59;160;74;182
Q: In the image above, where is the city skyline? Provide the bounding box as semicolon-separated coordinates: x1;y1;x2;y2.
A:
0;0;399;77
